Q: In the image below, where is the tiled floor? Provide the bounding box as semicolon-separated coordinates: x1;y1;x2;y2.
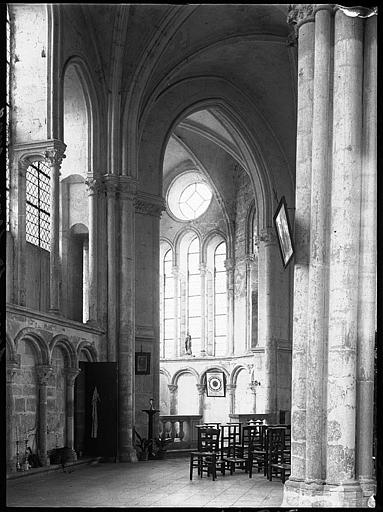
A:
6;457;284;508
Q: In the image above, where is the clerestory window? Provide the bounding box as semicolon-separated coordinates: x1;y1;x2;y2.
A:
26;162;51;250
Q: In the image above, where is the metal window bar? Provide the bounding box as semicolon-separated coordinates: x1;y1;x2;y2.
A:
26;162;51;250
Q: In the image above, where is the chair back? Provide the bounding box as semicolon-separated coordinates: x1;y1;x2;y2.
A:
220;423;241;457
198;427;220;452
266;427;285;459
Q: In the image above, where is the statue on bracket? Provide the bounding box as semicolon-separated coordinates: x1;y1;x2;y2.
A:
185;332;192;355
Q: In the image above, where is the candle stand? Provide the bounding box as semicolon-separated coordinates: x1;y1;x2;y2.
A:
142;407;160;459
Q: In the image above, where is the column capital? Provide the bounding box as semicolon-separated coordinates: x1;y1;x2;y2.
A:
257;228;277;245
249;381;261;394
64;368;81;385
85;176;101;196
199;263;207;275
168;384;178;394
36;365;53;385
119;176;137;200
196;383;205;395
226;384;236;393
44;147;66;168
287;4;315;33
245;254;256;266
171;265;179;277
13;139;66;169
135;191;166;217
6;360;20;383
103;174;119;196
224;258;235;271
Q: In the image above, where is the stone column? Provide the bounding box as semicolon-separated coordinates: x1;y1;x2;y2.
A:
196;384;205;419
36;365;53;466
326;7;364;489
64;368;80;456
15;157;28;306
104;174;119;361
305;5;333;485
224;258;235;355
44;145;66;314
118;176;137;462
226;384;236;415
172;266;180;358
168;384;178;415
245;255;256;351
82;238;89;323
6;362;20;472
85;177;99;325
249;382;260;414
286;4;315;485
356;14;377;494
199;263;207;356
259;228;278;417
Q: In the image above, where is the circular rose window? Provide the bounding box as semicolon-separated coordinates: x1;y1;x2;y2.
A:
167;172;213;221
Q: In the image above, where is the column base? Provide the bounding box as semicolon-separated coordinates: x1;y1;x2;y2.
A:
86;319;99;328
119;446;138;463
283;478;365;508
49;308;61;316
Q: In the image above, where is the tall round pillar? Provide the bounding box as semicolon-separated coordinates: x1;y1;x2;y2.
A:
64;368;80;455
326;8;364;487
14;157;28;306
224;258;235;356
118;176;137;462
305;5;333;485
286;4;315;485
45;145;66;314
259;228;278;417
36;365;53;466
85;177;99;325
356;14;377;493
82;238;89;323
104;175;119;361
6;362;19;472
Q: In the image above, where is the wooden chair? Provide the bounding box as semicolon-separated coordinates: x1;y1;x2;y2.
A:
267;427;291;483
221;443;252;477
220;423;241;458
249;424;268;476
189;427;225;481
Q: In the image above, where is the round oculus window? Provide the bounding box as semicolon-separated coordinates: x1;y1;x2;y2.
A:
167;172;213;221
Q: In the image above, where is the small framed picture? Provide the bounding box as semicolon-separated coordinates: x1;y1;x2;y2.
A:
135;352;151;375
273;196;294;269
206;371;226;397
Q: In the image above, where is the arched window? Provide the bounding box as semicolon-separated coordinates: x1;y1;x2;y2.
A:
187;237;201;355
162;249;174;358
214;242;227;356
25;161;51;251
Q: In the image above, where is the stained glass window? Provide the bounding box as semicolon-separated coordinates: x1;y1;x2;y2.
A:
26;161;51;250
